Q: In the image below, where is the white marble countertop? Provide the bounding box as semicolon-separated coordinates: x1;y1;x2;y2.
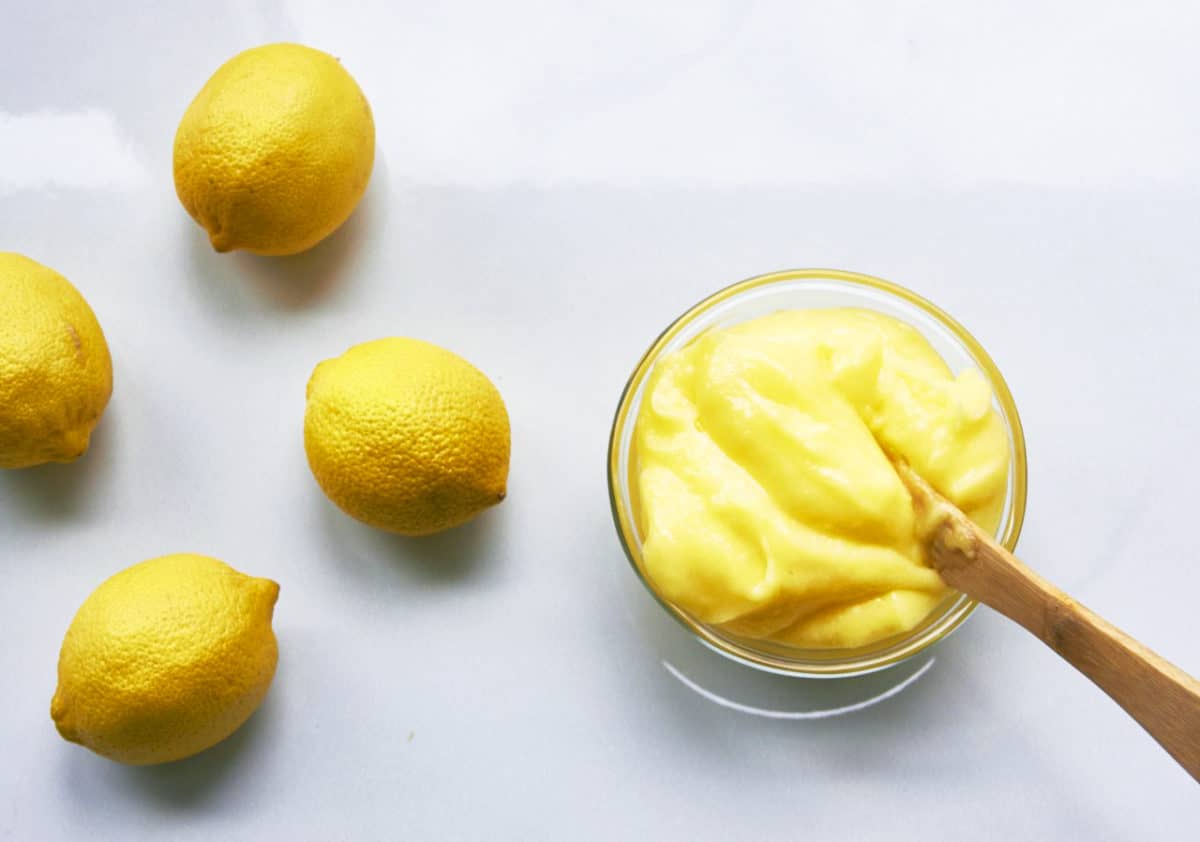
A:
2;1;1198;838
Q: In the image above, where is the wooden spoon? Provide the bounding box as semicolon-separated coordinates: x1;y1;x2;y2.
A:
891;458;1200;782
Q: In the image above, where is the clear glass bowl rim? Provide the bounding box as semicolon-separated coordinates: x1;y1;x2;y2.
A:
607;268;1028;677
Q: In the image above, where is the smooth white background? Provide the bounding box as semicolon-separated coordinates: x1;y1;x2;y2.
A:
2;1;1199;838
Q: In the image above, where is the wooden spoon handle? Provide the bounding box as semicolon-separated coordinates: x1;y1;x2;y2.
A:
895;461;1200;782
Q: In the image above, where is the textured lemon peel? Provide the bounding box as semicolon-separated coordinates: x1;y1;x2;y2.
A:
50;554;279;765
304;338;511;536
0;253;112;468
173;43;375;256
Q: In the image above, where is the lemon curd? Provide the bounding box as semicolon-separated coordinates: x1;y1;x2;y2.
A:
631;308;1010;649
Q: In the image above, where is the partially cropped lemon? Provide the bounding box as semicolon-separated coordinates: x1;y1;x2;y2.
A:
173;43;375;256
0;253;112;469
51;554;280;765
305;338;510;536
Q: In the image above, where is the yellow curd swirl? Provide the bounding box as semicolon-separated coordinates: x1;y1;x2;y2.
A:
632;308;1010;649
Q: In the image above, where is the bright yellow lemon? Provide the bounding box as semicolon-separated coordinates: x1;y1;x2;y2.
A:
0;253;112;469
51;554;280;765
173;43;375;256
305;338;511;536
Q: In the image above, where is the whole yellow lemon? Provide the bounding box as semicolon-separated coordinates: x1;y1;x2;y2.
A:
0;253;112;469
305;338;511;536
173;43;375;256
51;554;280;765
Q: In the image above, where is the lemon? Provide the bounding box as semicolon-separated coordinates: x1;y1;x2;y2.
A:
305;338;510;536
51;554;280;765
0;253;112;469
173;43;375;256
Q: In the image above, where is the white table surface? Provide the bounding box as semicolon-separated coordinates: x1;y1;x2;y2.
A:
3;1;1199;838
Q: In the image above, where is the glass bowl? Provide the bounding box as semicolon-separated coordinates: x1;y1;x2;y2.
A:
607;268;1028;677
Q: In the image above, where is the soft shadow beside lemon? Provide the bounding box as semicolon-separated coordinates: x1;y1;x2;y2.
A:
120;690;276;808
183;199;360;312
231;184;379;309
316;488;504;586
61;688;278;811
0;415;115;521
183;156;387;313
